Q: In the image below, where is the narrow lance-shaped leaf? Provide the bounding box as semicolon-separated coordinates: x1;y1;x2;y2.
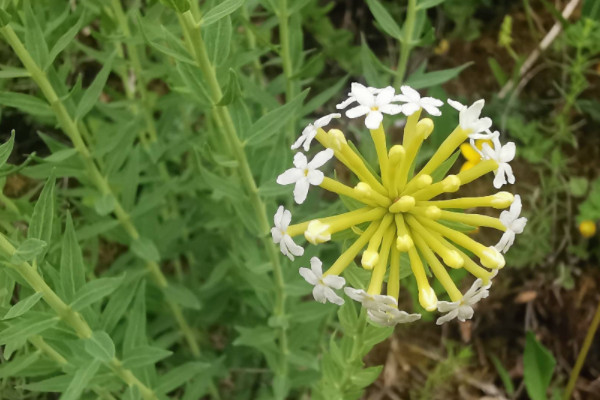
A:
45;12;86;70
61;360;101;400
70;276;125;311
60;212;87;302
0;130;15;168
75;52;115;120
523;331;556;400
28;172;56;245
10;238;47;264
201;0;245;27
84;331;116;362
365;0;403;40
2;292;44;320
24;0;49;67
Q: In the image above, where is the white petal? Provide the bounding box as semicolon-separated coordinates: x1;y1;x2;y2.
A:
375;86;395;105
401;102;420;116
293;152;308;169
500;142;516;163
310;257;323;277
511;217;527;234
421;96;444;107
379;104;403;115
392;94;411;102
344;287;366;302
472;117;492;133
308;148;334;169
307;170;324;185
313;285;327;303
299;267;318;285
365;111;383;129
323;274;346;289
495;231;515;253
293;178;310;204
271;227;283;243
323;287;345;305
277;168;303;185
436;308;459;325
280;208;292;229
436;300;459;313
346;105;370;118
314;113;341;128
493;167;508;189
456;305;474;321
400;85;420;102
509;194;522;218
283;235;304;257
273;205;284;226
336;96;356;110
447;98;466;111
422;102;442;116
351;82;375;105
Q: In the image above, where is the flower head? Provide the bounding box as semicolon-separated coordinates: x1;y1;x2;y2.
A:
338;83;402;129
292;113;341;152
277;149;334;204
277;83;524;324
495;195;527;253
271;206;304;260
481;136;516;189
394;85;443;116
299;257;345;305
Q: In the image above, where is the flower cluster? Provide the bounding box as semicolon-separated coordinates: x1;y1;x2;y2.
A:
272;82;527;325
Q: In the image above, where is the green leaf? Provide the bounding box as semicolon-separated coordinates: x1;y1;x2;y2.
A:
201;0;244;27
176;63;212;106
70;276;125;311
405;62;473;89
155;362;211;394
416;0;445;10
569;177;588;198
45;12;85;70
84;331;115;362
430;150;460;182
159;0;190;12
338;301;358;331
0;68;30;79
24;1;49;67
583;0;600;21
75;53;115;120
350;365;383;387
60;212;87;302
0;9;12;27
131;237;160;263
0;130;15;168
523;331;556;400
490;354;515;396
488;57;508;86
122;346;173;369
0;92;53;118
204;15;232;66
246;90;309;146
2;292;43;320
366;0;403;40
0;315;58;345
11;239;47;264
218;69;241;106
163;283;201;310
94;193;116;216
61;360;101;400
28;172;56;244
301;75;349;116
0;351;39;378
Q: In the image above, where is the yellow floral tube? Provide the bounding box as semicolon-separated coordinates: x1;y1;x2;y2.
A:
287;207;379;237
415;126;469;177
324;221;380;276
367;226;396;295
387;246;401;300
320;177;381;207
438;210;506;231
362;213;394;269
418;192;514;210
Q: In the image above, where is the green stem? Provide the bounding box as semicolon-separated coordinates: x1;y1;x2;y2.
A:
0;24;200;357
178;9;289;380
563;298;600;400
394;0;417;87
0;234;157;400
29;335;68;365
277;0;297;140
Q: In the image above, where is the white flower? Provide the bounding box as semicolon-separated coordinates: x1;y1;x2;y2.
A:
338;83;403;129
448;99;492;137
436;278;490;325
495;194;527;253
292;113;341;152
336;85;383;109
276;149;334;204
299;257;345;305
481;137;516;189
393;85;443;116
344;287;397;312
271;206;304;261
368;307;421;326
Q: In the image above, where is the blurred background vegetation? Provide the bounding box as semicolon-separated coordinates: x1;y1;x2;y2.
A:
0;0;599;399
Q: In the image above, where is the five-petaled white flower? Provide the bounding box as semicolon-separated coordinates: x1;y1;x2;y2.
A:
394;85;443;116
271;206;304;260
336;85;382;109
337;83;402;129
292;113;341;152
436;278;490;325
481;137;516;189
448;99;493;137
277;149;334;204
368;307;422;326
299;257;346;305
495;194;527;253
344;287;397;311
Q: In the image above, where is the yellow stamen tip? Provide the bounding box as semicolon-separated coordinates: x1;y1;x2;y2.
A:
328;129;347;151
480;246;505;269
416;174;432;189
492;192;514;208
415;118;434;139
425;206;441;219
396;234;414;251
442;175;461;192
443;250;464;268
361;250;379;270
389;195;415;213
304;220;331;245
419;286;438;311
388;145;405;164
